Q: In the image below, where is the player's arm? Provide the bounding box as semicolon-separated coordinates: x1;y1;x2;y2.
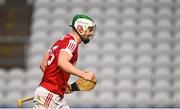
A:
40;51;49;72
58;51;86;78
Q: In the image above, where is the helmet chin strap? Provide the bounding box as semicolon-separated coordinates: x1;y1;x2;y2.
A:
72;26;90;44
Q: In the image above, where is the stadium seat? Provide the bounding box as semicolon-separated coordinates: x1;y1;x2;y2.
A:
99;67;116;81
35;0;51;9
155;43;171;56
52;8;69;21
175;19;180;31
119;43;136;56
173;80;180;93
97;92;115;107
121;31;136;44
26;67;43;81
157;19;172;31
139;18;155;32
134;92;152;107
64;93;81;108
7;68;25;81
97;79;115;93
154;67;170;81
174;32;180;45
121;19;137;32
82;43;100;56
31;19;49;32
155;55;171;68
137;43;153;56
31;31;48;44
88;8;103;20
153;92;170;107
27;55;43;68
79;92;97;107
52;0;69;9
88;0;104;8
117;79;134;93
157;7;173;20
103;30;118;44
117;67;134;81
100;54;117;68
156;30;172;43
123;0;138;8
83;55;100;68
101;43;118;56
0;68;6;81
173;55;180;68
136;55;153;68
122;7;137;20
136;67;152;81
105;0;120;8
173;68;180;81
6;79;25;94
139;7;155;20
25;79;40;92
154;79;171;94
140;0;156;8
51;19;66;32
138;30;154;44
158;0;173;8
116;92;134;107
104;7;120;20
0;79;6;94
119;55;135;68
5;91;22;107
33;7;50;20
28;43;47;56
173;43;180;56
104;19;119;31
175;7;180;19
135;79;152;93
172;92;180;107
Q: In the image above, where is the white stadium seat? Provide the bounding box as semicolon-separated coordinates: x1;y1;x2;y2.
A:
119;43;136;56
139;18;155;32
117;79;134;93
138;31;154;44
135;92;152;107
154;67;170;81
153;92;170;107
154;80;170;93
139;7;155;20
155;43;171;56
79;92;96;107
158;0;173;8
136;67;152;81
123;0;138;8
173;80;180;93
31;31;48;44
116;92;134;107
7;68;25;81
173;68;180;81
33;7;50;20
136;55;153;68
140;0;156;8
157;7;173;20
172;92;180;107
103;30;118;44
31;19;49;32
97;92;115;107
118;67;134;81
104;19;119;31
156;30;172;43
101;54;117;68
104;7;120;20
157;19;172;31
101;43;118;56
135;79;152;93
137;43;153;56
97;79;115;93
155;55;171;68
121;19;137;32
35;0;51;9
119;55;135;68
122;7;137;20
5;91;22;107
0;68;6;81
99;67;116;81
6;79;25;93
121;31;136;44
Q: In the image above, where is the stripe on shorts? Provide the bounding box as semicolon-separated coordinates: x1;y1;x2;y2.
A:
44;93;53;107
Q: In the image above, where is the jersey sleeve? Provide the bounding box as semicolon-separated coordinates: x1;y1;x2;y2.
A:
60;39;77;56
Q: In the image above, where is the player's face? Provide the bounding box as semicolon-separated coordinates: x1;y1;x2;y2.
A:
84;27;95;39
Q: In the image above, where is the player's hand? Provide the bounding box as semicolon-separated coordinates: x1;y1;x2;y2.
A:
82;71;95;82
65;84;73;94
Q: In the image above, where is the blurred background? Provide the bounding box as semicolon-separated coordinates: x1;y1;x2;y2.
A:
0;0;180;108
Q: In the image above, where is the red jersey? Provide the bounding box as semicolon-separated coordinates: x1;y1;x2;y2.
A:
40;34;78;98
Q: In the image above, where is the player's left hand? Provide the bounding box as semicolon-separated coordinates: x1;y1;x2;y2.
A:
65;84;73;94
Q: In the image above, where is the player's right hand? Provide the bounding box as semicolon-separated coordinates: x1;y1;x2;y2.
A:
82;71;95;82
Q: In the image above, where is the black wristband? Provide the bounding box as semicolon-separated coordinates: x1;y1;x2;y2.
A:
70;82;80;91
